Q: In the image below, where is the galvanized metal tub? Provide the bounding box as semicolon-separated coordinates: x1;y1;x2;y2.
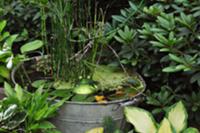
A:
52;74;145;133
52;95;144;133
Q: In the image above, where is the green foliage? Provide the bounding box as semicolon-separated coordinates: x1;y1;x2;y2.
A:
109;0;200;124
31;65;145;103
114;26;136;45
0;20;43;83
124;101;199;133
0;104;26;131
47;0;110;83
146;86;200;125
146;86;176;115
183;91;200;123
0;0;42;38
0;82;64;133
103;117;119;133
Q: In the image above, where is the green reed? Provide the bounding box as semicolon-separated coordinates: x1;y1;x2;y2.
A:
48;0;90;82
36;0;107;83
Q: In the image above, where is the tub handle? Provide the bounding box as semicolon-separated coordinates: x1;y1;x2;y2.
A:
120;96;145;107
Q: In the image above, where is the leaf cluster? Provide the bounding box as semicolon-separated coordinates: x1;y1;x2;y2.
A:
0;82;65;133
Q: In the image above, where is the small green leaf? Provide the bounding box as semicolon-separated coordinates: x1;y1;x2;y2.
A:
0;20;6;33
118;29;127;40
20;40;43;54
150;41;165;47
32;80;47;88
175;65;187;71
38;121;55;129
129;1;138;11
157;16;170;30
190;72;200;84
30;121;55;130
0;32;10;42
14;84;23;103
5;34;18;47
160;48;170;52
45;98;66;118
112;15;126;23
120;9;127;17
154;34;168;44
0;66;9;79
4;82;14;97
162;66;182;73
169;54;184;64
114;36;125;44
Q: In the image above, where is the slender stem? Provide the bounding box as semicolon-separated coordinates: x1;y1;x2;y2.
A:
21;65;32;87
107;45;129;76
41;5;47;54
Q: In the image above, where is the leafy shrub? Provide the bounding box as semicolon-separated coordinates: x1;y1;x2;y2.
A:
0;82;65;133
108;0;200;124
0;20;44;83
0;0;41;39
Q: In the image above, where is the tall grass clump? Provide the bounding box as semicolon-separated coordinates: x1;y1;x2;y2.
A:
48;0;107;83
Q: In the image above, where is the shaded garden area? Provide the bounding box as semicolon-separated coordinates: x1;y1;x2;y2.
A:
0;0;200;133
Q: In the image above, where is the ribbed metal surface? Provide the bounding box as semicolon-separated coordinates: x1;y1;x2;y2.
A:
52;74;145;133
51;99;138;133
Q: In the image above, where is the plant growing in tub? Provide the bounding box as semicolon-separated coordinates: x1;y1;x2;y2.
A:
32;65;145;103
0;20;44;83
